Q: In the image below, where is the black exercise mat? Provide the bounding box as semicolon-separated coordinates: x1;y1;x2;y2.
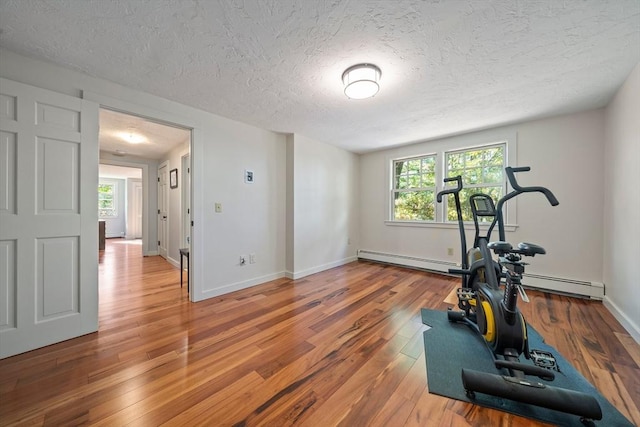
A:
421;308;633;426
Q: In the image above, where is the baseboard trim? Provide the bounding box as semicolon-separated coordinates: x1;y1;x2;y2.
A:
198;271;286;300
520;274;604;300
285;256;358;280
357;249;457;273
166;256;179;269
603;297;640;344
357;249;604;300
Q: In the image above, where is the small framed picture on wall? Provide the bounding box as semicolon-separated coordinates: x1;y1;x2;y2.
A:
170;168;178;189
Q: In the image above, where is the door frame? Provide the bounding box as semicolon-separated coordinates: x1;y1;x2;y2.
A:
181;153;191;249
83;91;198;302
157;160;169;260
99;160;151;254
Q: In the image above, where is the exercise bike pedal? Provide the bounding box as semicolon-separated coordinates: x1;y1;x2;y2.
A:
531;349;560;372
456;288;476;301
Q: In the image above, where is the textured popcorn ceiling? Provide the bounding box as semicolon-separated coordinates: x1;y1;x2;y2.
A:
0;0;638;153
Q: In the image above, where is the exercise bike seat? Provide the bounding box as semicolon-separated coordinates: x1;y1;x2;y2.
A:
487;241;512;254
518;242;546;256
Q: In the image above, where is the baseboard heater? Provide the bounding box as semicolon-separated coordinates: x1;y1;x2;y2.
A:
357;249;604;300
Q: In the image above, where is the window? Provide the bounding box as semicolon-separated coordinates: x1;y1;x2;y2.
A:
98;180;118;218
392;155;437;221
445;144;505;222
388;138;511;226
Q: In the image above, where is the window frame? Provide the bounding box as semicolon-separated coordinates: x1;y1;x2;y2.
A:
390;153;438;222
385;131;517;229
444;142;506;224
98;178;119;219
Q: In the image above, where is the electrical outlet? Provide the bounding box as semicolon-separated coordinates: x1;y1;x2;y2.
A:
447;247;454;256
215;203;222;213
250;253;256;264
239;255;246;265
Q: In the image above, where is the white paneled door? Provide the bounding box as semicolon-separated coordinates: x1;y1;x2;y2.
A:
0;78;99;359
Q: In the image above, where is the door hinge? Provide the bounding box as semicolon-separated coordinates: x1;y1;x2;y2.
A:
191;220;194;226
158;240;160;246
157;177;160;182
187;208;190;214
188;167;190;173
158;209;160;214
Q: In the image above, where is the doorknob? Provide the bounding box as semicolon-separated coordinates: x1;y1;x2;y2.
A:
163;216;167;219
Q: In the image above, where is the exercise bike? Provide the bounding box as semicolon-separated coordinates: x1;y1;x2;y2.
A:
436;166;602;423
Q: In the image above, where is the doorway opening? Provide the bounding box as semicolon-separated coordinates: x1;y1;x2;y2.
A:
98;164;143;242
97;107;192;306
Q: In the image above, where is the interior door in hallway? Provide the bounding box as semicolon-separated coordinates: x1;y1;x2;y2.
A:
157;162;168;259
0;77;99;359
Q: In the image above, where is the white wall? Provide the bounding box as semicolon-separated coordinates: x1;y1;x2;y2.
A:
286;133;360;278
603;63;640;342
360;109;605;285
196;123;286;300
160;140;190;267
0;48;286;302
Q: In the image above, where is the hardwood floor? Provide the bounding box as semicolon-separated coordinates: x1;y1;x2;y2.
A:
1;239;639;426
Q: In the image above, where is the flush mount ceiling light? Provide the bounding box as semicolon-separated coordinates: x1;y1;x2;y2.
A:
342;63;381;99
118;130;146;144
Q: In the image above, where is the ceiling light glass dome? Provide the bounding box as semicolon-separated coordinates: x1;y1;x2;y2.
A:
342;64;381;99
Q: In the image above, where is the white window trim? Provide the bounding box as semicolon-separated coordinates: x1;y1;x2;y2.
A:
99;178;119;219
386;131;517;229
390;153;438;221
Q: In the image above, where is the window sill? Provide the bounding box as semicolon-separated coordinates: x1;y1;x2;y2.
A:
384;220;517;232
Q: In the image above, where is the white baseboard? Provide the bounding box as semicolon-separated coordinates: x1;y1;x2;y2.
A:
603;297;640;344
357;249;605;299
520;274;604;300
357;250;457;273
144;250;159;257
285;256;358;280
166;256;179;269
198;271;286;300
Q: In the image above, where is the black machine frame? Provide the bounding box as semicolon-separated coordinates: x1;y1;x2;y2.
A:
437;166;602;424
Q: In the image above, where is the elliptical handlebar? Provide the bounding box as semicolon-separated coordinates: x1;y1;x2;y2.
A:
436;175;468;275
437;176;463;203
490;167;560;241
505;167;559;206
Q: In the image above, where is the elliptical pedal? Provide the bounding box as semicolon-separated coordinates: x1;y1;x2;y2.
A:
457;288;476;301
531;349;560;372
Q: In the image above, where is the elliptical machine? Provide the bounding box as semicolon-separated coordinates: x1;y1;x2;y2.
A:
437;166;602;423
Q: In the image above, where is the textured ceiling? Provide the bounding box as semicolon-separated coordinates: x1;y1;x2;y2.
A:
99;108;190;160
0;0;638;153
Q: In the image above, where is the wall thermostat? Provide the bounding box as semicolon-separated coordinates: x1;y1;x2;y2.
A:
245;169;254;183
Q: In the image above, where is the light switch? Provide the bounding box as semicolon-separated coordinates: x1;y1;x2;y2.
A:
245;169;254;183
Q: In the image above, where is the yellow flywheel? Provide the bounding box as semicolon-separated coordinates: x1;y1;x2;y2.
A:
481;301;496;343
